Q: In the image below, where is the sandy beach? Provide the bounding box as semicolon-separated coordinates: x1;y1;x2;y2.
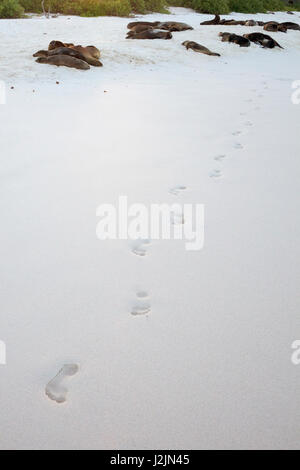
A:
0;7;300;450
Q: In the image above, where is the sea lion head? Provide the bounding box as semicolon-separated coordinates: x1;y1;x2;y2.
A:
33;50;48;57
48;40;65;50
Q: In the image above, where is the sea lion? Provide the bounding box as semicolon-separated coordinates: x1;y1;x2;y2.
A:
36;55;90;70
127;21;161;29
243;32;283;48
48;41;101;65
159;21;193;31
48;41;100;60
264;22;287;33
222;20;244;25
48;40;74;50
126;30;172;40
70;45;102;66
219;32;250;47
128;24;155;33
245;20;257;26
182;40;220;56
278;24;288;32
280;21;300;30
200;14;220;25
34;47;103;66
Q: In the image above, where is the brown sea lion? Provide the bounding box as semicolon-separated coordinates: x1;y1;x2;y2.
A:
48;41;100;60
48;41;101;65
243;32;283;48
126;30;172;40
127;21;161;29
280;21;300;30
200;14;220;25
219;32;250;47
264;22;287;32
182;40;220;56
245;20;257;26
70;45;102;66
128;24;155;33
48;40;74;50
36;55;90;70
34;47;103;66
159;21;193;31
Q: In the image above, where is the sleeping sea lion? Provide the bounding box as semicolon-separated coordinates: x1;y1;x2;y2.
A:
243;32;283;48
280;21;300;30
48;40;74;50
34;47;103;66
219;32;250;47
126;30;172;40
159;21;193;31
127;21;161;29
69;45;102;66
128;24;155;33
264;22;287;32
182;40;220;56
36;55;90;70
245;20;257;26
47;41;101;65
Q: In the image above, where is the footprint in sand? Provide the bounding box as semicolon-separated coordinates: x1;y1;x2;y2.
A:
169;185;187;196
131;238;151;257
232;130;242;136
131;291;151;316
234;142;243;150
214;154;226;161
45;364;79;404
209;169;223;179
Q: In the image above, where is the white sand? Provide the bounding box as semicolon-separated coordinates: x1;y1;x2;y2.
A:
0;7;300;450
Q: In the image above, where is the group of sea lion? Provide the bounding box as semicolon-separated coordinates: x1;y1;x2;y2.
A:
126;19;220;56
219;31;283;48
33;14;299;70
34;40;102;70
126;20;193;39
201;14;300;32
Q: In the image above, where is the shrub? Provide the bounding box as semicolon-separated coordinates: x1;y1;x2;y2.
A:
0;0;24;17
192;0;230;14
130;0;146;12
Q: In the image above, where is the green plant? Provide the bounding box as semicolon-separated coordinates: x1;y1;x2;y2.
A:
192;0;230;14
0;0;24;17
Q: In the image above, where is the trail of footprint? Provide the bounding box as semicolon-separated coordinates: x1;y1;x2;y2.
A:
234;142;243;149
131;291;151;316
169;185;187;196
214;154;226;161
209;169;222;179
131;238;151;257
45;364;79;404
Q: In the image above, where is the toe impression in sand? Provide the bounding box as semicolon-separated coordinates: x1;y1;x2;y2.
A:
45;363;79;404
